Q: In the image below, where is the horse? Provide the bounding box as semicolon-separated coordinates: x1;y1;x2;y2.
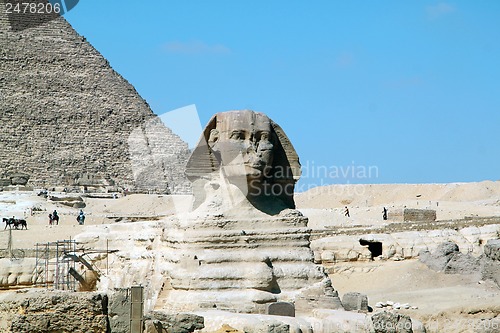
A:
52;214;59;225
3;218;13;230
3;218;17;230
3;218;27;230
16;219;28;230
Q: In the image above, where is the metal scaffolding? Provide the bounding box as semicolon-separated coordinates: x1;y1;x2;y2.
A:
34;239;77;290
34;239;118;291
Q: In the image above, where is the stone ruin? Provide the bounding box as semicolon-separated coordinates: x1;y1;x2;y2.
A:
0;5;190;193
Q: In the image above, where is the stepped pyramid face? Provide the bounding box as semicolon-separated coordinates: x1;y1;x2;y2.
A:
0;4;190;192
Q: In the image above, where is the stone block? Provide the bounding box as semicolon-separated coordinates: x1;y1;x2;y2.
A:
435;241;459;256
108;288;131;333
403;209;436;222
145;311;205;333
484;239;500;261
266;302;295;317
8;291;109;333
341;292;369;312
9;173;30;186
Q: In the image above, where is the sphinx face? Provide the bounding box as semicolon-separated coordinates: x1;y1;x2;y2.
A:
209;111;274;182
186;109;300;213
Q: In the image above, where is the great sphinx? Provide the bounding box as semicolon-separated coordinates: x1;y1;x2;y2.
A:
186;110;301;216
78;110;343;316
149;110;343;314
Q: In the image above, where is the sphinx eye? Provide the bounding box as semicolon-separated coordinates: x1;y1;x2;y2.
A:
230;131;244;140
257;131;270;141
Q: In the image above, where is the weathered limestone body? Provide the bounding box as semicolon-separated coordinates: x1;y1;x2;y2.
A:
158;110;341;313
156;213;342;314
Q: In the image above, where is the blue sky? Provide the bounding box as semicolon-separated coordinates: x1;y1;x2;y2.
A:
64;1;500;190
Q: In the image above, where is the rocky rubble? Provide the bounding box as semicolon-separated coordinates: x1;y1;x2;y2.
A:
371;311;414;333
144;312;204;333
419;240;500;286
375;301;417;310
484;239;500;261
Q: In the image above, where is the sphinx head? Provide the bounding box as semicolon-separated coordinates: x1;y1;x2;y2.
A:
208;111;274;181
186;110;301;215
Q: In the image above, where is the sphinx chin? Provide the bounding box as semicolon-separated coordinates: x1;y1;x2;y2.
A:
245;166;265;178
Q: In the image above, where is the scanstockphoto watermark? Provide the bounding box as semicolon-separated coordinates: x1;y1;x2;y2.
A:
305;316;497;332
243;161;379;198
4;0;80;32
301;160;379;182
424;318;499;331
310;319;423;332
295;160;380;193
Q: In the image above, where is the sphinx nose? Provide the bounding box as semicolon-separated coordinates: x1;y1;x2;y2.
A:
246;145;256;154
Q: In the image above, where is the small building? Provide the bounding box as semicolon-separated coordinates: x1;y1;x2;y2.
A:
388;208;436;222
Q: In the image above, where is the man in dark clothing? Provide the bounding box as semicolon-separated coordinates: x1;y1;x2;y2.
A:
52;210;59;225
344;206;350;217
77;210;85;225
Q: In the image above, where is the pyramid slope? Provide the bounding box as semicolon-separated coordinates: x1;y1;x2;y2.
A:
0;9;190;192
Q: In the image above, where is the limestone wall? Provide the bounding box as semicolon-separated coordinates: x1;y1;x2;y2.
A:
403;209;436;222
0;290;109;333
312;224;500;265
0;7;190;193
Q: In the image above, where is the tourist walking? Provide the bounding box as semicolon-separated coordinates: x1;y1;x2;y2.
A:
382;207;388;220
48;213;53;225
344;206;350;217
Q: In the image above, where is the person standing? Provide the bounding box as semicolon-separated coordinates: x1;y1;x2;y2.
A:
382;207;388;220
77;210;85;225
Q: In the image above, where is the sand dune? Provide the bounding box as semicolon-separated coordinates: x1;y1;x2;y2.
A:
296;181;500;208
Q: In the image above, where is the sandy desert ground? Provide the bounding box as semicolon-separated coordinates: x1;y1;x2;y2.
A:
1;181;500;332
296;181;500;332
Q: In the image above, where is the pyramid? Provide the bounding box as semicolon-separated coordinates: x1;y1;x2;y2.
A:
0;2;190;193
